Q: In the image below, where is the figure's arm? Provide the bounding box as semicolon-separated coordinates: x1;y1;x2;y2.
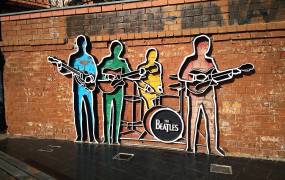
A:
97;58;114;81
136;80;155;93
148;64;159;74
177;56;193;82
57;55;72;76
84;56;97;84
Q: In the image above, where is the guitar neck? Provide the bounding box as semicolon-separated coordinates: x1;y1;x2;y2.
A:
211;69;235;78
121;65;156;78
210;68;240;83
121;70;140;78
60;62;81;76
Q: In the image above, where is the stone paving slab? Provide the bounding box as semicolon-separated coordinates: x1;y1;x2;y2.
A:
0;137;284;180
0;143;54;180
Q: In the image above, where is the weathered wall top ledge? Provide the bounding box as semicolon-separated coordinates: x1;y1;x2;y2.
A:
0;0;197;21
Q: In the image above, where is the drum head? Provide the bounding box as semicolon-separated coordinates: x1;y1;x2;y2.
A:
144;106;184;143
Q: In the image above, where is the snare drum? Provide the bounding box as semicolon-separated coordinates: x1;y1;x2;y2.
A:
143;106;184;143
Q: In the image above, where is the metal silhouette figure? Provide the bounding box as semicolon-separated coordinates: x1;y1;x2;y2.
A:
48;35;98;143
178;34;254;156
98;40;146;144
136;48;163;111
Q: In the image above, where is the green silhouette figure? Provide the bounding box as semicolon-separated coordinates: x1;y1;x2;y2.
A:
98;40;145;144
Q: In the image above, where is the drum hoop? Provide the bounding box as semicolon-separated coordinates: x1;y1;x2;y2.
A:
149;107;184;143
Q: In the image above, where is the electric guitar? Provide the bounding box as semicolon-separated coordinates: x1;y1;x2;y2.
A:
47;56;96;91
98;65;157;94
188;63;254;94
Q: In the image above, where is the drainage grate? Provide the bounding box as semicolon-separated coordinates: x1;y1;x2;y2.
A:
113;153;134;161
210;164;232;175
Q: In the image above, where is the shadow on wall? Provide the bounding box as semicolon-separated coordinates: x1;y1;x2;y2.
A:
0;23;7;134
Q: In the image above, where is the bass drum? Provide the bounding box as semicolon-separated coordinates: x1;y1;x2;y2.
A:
143;106;184;143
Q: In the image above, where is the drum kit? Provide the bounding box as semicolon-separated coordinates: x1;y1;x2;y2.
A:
120;74;187;144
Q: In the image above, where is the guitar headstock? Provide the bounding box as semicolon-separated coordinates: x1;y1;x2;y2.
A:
239;63;254;73
47;56;60;64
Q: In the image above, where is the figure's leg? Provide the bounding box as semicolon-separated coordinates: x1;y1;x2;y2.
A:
185;94;192;151
84;92;97;143
212;88;224;156
113;88;124;144
192;104;203;153
140;90;156;112
103;94;113;144
74;93;83;142
200;104;210;155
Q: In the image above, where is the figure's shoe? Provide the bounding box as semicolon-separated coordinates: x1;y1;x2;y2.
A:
113;141;120;145
185;147;193;152
102;139;110;144
89;138;98;144
74;137;83;143
215;147;225;156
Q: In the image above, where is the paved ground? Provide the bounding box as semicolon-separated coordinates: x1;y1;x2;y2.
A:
0;136;284;180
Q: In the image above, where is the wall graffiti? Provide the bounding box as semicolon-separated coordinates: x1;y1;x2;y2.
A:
228;0;284;25
48;34;255;155
65;1;285;37
66;8;164;37
181;2;224;29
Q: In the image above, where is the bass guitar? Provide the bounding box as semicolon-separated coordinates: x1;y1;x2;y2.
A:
98;65;157;94
47;56;96;91
188;63;254;94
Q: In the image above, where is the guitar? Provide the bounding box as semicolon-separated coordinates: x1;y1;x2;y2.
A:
98;65;157;94
188;63;254;94
47;56;96;91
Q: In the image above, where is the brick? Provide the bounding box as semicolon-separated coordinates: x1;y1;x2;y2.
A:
63;9;76;15
115;4;123;11
30;13;41;19
168;0;185;5
123;2;137;10
127;33;135;39
75;8;88;14
136;1;152;8
10;15;20;20
0;16;10;21
149;32;158;38
165;30;174;37
158;31;165;37
40;11;52;18
134;33;142;39
162;5;177;12
267;22;285;30
255;23;267;31
88;6;101;13
152;0;168;7
19;14;30;20
246;24;256;31
102;5;116;12
102;35;110;41
52;10;64;16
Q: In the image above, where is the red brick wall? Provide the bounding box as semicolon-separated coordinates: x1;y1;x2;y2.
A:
0;0;285;160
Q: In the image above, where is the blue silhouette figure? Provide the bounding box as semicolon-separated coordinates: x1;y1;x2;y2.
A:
57;35;97;143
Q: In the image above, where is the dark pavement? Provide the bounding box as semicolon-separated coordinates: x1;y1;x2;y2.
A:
0;137;284;180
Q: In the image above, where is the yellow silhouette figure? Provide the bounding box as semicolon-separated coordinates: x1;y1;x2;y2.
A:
137;48;163;111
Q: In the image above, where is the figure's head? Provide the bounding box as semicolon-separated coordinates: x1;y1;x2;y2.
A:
193;35;211;56
146;48;158;64
110;40;124;58
75;35;87;51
